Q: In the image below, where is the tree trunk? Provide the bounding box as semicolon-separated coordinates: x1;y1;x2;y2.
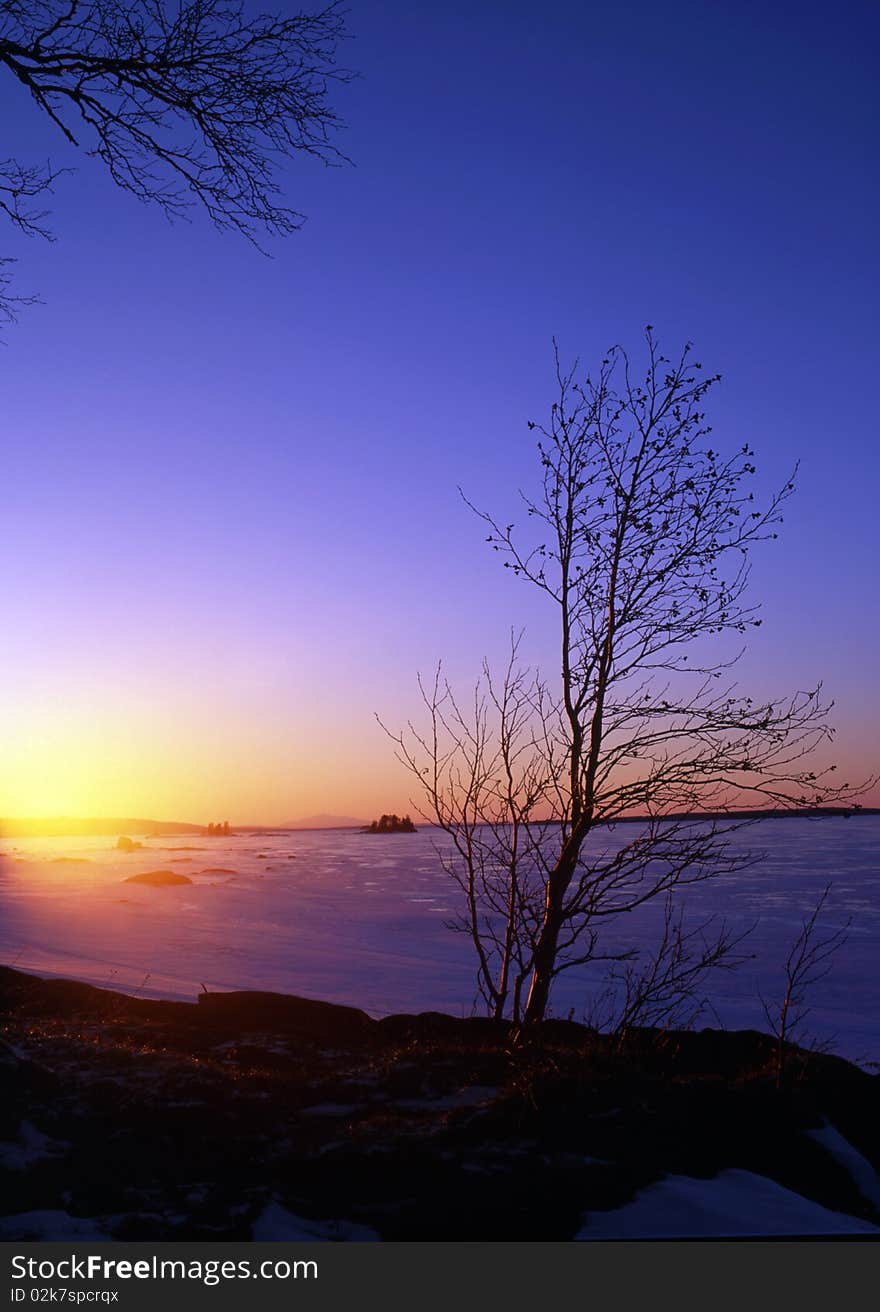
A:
522;916;562;1023
521;850;578;1022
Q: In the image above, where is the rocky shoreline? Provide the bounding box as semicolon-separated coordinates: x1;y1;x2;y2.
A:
1;966;878;1240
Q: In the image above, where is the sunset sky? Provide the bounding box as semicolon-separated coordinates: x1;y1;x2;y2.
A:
1;0;877;823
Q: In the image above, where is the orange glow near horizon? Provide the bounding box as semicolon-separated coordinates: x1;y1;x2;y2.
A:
2;643;877;825
0;703;417;826
2;706;878;825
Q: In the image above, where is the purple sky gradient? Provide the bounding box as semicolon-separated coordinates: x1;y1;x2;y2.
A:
1;0;877;821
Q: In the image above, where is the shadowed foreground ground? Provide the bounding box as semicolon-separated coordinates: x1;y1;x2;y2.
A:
1;966;878;1240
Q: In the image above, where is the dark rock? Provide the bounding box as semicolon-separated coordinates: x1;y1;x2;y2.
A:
123;870;192;886
378;1011;510;1043
115;836;143;852
0;967;196;1028
197;989;375;1044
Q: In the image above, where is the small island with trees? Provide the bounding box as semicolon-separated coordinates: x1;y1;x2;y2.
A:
364;813;417;834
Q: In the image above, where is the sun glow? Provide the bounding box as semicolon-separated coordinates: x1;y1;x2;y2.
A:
0;688;411;826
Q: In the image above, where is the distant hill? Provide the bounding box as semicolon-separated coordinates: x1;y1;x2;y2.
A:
0;817;205;838
283;814;368;830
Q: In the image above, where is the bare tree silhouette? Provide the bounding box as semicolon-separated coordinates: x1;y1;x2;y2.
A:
585;891;754;1042
761;883;851;1086
388;331;866;1024
0;0;353;320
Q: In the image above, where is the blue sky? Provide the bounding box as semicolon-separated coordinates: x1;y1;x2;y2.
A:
0;0;877;820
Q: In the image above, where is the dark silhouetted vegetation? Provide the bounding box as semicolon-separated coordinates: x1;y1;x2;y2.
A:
388;332;866;1024
365;814;416;834
0;0;353;322
761;883;852;1087
1;964;877;1239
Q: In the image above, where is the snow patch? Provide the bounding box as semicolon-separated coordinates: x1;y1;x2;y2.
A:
0;1211;110;1240
575;1169;880;1239
808;1122;880;1210
0;1121;67;1171
252;1203;379;1242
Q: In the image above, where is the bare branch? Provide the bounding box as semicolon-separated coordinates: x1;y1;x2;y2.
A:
587;892;754;1041
0;0;353;316
760;882;852;1086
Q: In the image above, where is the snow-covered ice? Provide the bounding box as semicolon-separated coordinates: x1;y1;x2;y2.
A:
1;817;877;1064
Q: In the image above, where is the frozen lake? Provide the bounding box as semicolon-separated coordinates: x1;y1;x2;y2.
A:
0;817;877;1065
